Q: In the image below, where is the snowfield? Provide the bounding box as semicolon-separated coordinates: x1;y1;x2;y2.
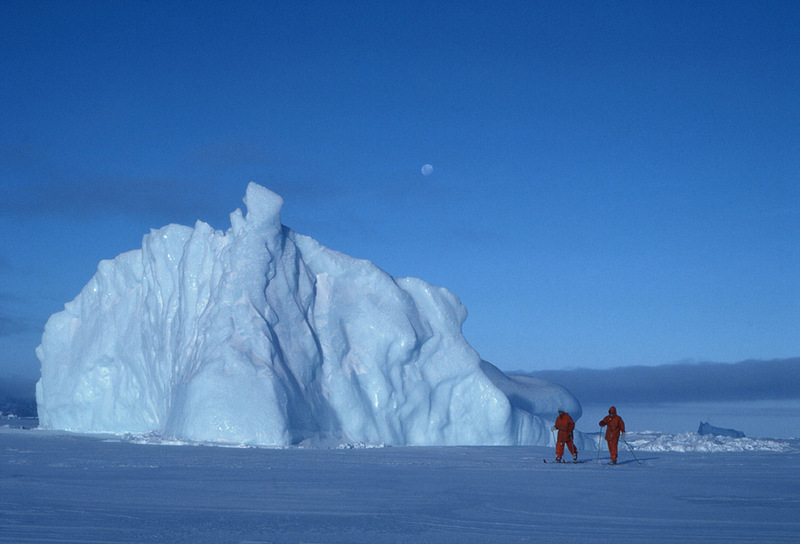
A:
2;419;799;543
20;184;800;541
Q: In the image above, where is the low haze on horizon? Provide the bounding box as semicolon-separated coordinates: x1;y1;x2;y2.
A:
2;1;799;381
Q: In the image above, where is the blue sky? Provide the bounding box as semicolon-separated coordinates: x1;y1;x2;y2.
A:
1;1;799;381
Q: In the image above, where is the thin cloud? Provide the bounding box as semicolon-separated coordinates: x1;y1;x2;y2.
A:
515;358;800;403
1;144;220;222
1;175;218;222
0;315;31;337
0;292;37;337
0;376;38;413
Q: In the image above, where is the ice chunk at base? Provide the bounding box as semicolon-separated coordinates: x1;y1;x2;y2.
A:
36;183;579;446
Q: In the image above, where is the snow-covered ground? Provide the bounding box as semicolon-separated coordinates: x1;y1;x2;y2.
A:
2;417;799;543
15;184;800;541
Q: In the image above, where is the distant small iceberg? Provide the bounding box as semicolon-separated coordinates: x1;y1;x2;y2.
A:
698;421;745;439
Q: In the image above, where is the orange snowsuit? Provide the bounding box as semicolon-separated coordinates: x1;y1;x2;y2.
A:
599;406;625;463
554;411;577;460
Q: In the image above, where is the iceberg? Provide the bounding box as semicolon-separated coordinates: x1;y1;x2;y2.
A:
36;183;579;446
697;421;746;439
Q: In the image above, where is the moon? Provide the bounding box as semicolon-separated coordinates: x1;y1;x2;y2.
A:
421;164;433;176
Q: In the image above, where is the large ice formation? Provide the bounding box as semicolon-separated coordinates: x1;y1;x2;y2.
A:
36;183;580;446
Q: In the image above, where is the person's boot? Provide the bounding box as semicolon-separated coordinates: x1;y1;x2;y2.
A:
573;452;578;462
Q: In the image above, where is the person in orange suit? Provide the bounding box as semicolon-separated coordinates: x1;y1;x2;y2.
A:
599;406;626;464
553;409;578;462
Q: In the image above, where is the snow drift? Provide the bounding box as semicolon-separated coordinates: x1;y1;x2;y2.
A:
36;183;579;446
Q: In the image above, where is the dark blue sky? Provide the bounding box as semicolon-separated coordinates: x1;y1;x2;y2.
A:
2;1;799;380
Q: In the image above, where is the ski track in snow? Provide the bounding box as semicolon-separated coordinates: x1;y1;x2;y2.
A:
2;420;800;543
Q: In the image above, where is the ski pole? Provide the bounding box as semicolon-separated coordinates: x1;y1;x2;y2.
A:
621;435;641;464
596;431;603;463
